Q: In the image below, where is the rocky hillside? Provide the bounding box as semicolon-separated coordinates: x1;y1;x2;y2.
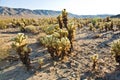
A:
0;6;113;18
0;6;80;18
111;14;120;18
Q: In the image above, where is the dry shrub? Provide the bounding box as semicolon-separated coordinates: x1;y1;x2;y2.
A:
25;25;38;33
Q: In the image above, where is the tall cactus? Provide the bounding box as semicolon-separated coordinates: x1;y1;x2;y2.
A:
67;24;76;52
57;9;76;53
39;9;76;60
57;15;63;29
62;9;68;29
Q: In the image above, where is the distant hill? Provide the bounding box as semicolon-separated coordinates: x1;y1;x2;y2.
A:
111;14;120;18
0;6;113;18
79;14;113;18
0;6;80;18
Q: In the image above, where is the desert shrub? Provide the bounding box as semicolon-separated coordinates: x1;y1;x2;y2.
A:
0;20;8;29
25;25;38;33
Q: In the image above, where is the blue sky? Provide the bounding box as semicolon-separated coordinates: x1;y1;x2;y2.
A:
0;0;119;15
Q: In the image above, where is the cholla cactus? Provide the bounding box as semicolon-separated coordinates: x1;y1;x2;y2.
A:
39;9;76;60
104;22;113;32
77;23;84;29
105;16;111;22
88;23;95;31
111;40;120;65
38;58;44;69
91;54;99;70
116;21;120;30
67;24;76;52
39;29;71;60
12;33;31;70
19;23;25;32
98;22;104;32
45;25;59;35
57;15;63;29
62;9;68;29
56;9;76;54
57;28;68;38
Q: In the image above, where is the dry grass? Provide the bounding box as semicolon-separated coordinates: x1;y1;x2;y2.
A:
0;39;11;61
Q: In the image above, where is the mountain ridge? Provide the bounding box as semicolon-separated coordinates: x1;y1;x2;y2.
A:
111;14;120;18
0;6;114;18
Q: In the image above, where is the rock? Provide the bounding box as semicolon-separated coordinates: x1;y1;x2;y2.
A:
58;78;69;80
64;69;71;73
71;72;77;78
71;61;79;68
103;67;109;73
71;62;76;67
60;64;67;69
49;67;55;72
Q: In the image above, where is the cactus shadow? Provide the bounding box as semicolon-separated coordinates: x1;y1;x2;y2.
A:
97;31;120;48
76;32;97;41
29;42;55;72
103;66;120;80
80;65;120;80
80;70;93;80
0;28;20;34
1;30;20;34
0;60;35;80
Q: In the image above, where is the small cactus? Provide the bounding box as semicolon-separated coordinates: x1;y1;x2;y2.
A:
91;54;99;70
38;58;44;69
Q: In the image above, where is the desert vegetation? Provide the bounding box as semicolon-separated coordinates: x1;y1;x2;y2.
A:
0;9;120;80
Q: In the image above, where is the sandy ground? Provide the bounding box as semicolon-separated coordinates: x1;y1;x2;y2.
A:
0;27;120;80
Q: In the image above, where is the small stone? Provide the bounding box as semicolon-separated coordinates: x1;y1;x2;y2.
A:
71;72;77;78
49;67;55;72
71;62;76;67
61;64;67;69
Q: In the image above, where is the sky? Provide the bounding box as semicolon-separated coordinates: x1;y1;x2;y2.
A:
0;0;119;15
